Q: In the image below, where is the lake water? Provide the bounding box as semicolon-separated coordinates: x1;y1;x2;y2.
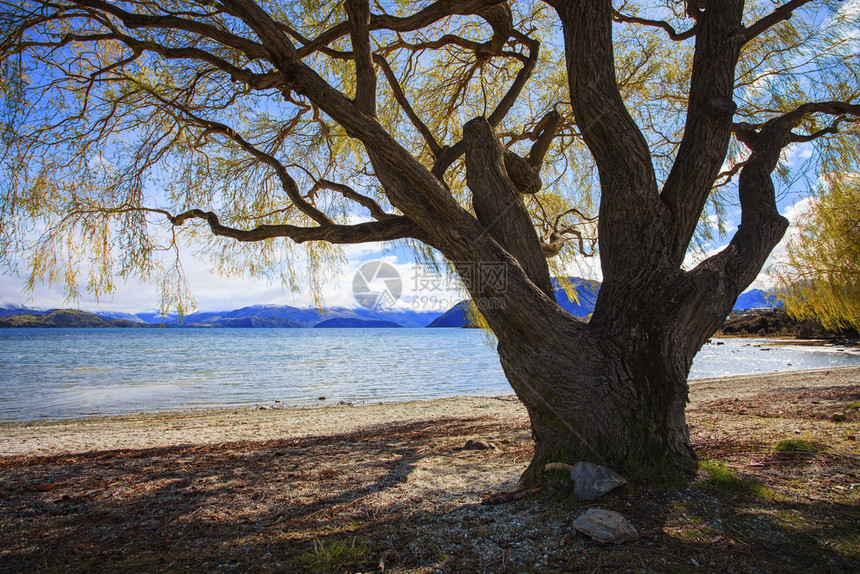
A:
1;328;859;422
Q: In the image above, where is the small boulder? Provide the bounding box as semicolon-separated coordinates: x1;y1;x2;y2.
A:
831;412;847;423
571;508;638;544
464;439;496;450
570;461;627;501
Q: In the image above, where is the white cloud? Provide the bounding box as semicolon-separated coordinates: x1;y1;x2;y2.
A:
748;197;814;290
839;0;860;21
782;143;814;166
0;239;467;313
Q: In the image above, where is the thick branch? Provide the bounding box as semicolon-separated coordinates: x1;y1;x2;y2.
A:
463;117;553;297
660;0;745;266
345;0;376;115
612;10;698;41
692;101;860;305
500;110;561;195
222;0;464;226
70;0;269;59
296;0;506;58
552;0;664;284
169;209;420;244
733;102;860;148
527;109;562;168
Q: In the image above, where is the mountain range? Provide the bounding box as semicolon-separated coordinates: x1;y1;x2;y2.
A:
0;279;781;329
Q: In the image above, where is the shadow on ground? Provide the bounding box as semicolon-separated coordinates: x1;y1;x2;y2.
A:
1;404;858;573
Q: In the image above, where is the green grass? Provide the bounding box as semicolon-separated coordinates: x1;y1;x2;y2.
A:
846;400;860;410
698;461;773;499
296;537;372;573
773;439;821;453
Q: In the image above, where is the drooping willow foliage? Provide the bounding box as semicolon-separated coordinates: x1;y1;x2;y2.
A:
0;0;857;312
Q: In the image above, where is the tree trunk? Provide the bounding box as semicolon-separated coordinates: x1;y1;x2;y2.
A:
496;320;699;487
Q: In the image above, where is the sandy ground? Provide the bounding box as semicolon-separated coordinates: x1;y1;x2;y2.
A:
1;366;858;573
3;365;859;457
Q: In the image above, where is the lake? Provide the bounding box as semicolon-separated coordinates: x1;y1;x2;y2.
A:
2;328;859;422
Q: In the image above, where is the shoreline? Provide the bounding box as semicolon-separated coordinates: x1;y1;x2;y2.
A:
3;365;859;458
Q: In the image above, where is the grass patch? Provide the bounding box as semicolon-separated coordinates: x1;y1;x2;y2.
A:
774;439;821;453
846;400;860;410
296;537;373;573
698;461;773;499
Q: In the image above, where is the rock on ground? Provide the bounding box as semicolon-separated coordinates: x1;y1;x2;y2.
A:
570;461;627;501
571;508;639;544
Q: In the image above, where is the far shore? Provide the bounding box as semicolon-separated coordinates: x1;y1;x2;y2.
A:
3;365;859;458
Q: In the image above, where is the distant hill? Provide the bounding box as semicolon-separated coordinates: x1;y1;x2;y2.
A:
0;302;437;328
427;301;474;328
0;304;51;318
428;277;600;327
163;304;436;328
0;281;782;329
93;311;148;324
314;317;402;328
0;309;146;328
733;289;783;310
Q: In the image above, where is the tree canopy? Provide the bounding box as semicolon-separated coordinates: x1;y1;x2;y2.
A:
1;0;857;309
774;175;860;332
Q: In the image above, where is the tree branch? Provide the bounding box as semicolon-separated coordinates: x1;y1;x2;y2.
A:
70;0;269;59
295;0;506;58
433;31;540;178
345;0;376;115
311;179;393;221
788;116;857;143
694;100;860;305
611;10;698;41
374;54;441;156
463;117;553;296
733;102;860;149
742;0;816;44
144;91;334;226
540;207;597;258
221;0;464;225
660;0;745;266
168;209;420;244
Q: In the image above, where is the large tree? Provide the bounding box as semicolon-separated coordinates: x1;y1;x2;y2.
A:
2;0;858;483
